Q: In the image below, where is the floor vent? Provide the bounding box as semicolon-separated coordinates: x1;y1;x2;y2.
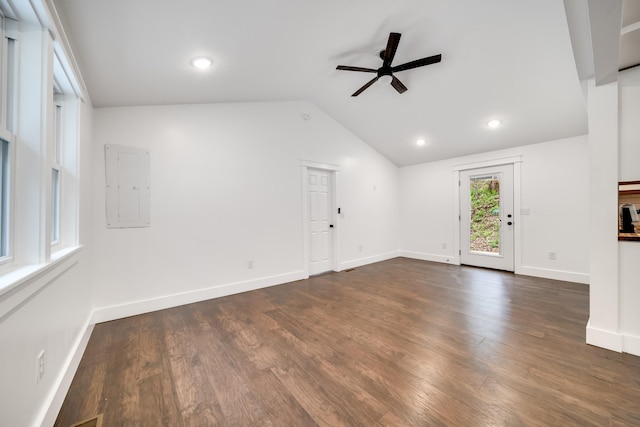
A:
69;414;103;427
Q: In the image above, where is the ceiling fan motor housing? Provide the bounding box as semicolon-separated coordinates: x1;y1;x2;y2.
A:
336;32;442;96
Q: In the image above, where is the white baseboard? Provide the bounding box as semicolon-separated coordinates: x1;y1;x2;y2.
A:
91;270;306;324
622;333;640;357
517;266;589;284
399;251;458;265
398;254;590;286
37;319;94;427
586;319;623;352
338;251;400;271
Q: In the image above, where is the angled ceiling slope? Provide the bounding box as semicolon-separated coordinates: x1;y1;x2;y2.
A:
54;0;588;166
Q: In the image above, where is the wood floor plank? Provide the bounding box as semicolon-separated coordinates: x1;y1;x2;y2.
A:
99;317;141;426
53;324;111;424
55;258;640;426
161;308;226;426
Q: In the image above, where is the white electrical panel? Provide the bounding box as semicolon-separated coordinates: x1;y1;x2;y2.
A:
105;144;150;228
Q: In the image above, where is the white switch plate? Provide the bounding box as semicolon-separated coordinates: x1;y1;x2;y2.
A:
521;208;531;215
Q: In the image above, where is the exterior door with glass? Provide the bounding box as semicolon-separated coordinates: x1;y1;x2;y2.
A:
460;164;514;271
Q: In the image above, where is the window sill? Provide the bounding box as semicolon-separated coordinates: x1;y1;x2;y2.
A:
0;245;83;319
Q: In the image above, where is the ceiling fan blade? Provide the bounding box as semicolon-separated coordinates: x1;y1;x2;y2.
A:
390;75;408;94
336;65;378;73
352;76;379;97
392;54;442;73
382;32;401;68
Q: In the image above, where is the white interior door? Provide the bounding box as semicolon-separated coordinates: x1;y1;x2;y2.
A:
460;164;514;271
308;169;333;275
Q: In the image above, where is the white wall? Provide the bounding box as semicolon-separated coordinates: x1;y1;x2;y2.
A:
399;135;590;283
0;101;94;427
619;64;640;182
620;242;640;355
617;67;640;355
90;101;399;320
586;79;621;352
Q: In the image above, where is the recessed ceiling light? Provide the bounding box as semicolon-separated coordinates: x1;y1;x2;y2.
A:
487;119;502;129
190;56;213;70
416;138;426;146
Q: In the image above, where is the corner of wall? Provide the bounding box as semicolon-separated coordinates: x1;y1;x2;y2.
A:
586;318;623;352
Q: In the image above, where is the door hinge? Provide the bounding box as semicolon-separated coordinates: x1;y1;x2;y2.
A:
459;249;461;255
458;215;461;221
458;180;461;186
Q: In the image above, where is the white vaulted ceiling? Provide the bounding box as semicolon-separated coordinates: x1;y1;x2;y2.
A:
53;0;589;166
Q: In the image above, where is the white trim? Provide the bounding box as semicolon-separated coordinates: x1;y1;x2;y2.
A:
0;245;81;318
452;155;523;171
513;161;522;273
338;251;400;271
91;270;306;324
399;250;458;265
300;160;340;171
0;0;18;20
586;319;623;352
622;333;640;357
517;265;589;284
333;171;340;271
301;166;310;277
36;320;94;427
621;21;640;36
452;170;461;265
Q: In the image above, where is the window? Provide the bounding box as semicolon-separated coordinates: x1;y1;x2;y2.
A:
0;16;16;263
0;0;86;334
0;138;8;257
51;99;62;245
1;36;16;133
0;8;81;271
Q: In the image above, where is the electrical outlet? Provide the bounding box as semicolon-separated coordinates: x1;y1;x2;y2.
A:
358;244;363;252
548;251;556;260
442;243;447;249
247;260;253;269
36;351;44;384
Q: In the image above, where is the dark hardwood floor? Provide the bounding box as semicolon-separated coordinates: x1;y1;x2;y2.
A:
55;258;640;426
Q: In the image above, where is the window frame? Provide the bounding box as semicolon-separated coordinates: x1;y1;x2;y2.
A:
50;97;62;246
0;15;17;266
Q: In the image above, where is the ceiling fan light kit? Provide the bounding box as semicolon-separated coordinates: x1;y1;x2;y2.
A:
336;32;442;97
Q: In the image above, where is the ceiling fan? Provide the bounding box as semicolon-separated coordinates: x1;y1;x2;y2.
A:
336;32;442;97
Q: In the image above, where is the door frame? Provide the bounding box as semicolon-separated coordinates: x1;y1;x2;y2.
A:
301;160;340;278
452;156;522;272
